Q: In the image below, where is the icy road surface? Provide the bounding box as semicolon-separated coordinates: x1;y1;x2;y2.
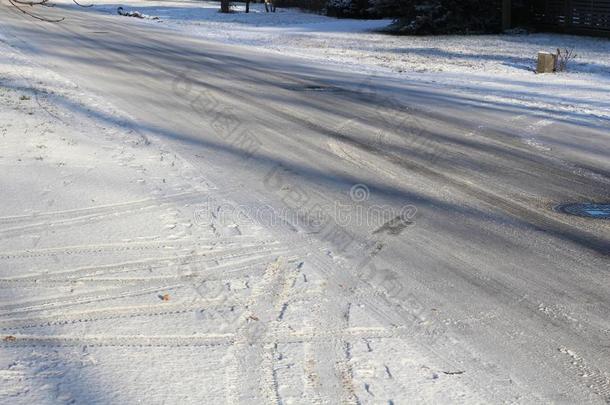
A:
0;2;609;404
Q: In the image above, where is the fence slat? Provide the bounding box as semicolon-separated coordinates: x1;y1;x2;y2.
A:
533;0;610;35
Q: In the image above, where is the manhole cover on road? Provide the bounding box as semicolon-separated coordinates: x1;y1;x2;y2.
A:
556;203;610;219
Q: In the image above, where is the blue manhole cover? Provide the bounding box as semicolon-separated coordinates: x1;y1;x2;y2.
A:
556;203;610;219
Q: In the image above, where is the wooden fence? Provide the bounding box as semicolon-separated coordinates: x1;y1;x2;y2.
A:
532;0;610;36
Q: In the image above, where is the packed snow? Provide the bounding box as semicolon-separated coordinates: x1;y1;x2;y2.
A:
1;1;609;403
54;0;610;121
0;22;482;404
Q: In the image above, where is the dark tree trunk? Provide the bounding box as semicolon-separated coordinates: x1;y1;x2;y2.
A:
246;0;250;13
502;0;511;30
264;1;275;12
220;0;230;13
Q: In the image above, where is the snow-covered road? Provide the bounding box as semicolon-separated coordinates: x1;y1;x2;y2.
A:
0;2;609;404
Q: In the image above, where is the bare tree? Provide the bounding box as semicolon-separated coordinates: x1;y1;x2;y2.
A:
8;0;64;22
7;0;91;22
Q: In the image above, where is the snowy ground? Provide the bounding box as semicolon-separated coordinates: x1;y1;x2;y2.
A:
1;1;609;404
54;0;610;120
0;25;481;404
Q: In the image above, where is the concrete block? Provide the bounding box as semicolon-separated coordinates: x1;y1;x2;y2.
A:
537;52;556;73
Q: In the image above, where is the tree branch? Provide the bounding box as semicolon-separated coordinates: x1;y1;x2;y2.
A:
8;0;65;22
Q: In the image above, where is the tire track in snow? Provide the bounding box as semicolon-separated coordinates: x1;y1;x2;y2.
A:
0;327;397;348
0;237;277;260
0;244;286;282
0;301;232;331
0;249;301;317
0;283;183;317
0;192;204;239
225;257;287;404
558;347;610;403
0;290;324;332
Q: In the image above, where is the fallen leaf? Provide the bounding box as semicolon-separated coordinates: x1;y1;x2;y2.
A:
160;293;170;301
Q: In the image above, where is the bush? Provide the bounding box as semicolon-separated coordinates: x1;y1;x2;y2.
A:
367;0;411;18
274;0;327;12
326;0;371;18
274;0;502;34
387;0;502;35
384;0;502;35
